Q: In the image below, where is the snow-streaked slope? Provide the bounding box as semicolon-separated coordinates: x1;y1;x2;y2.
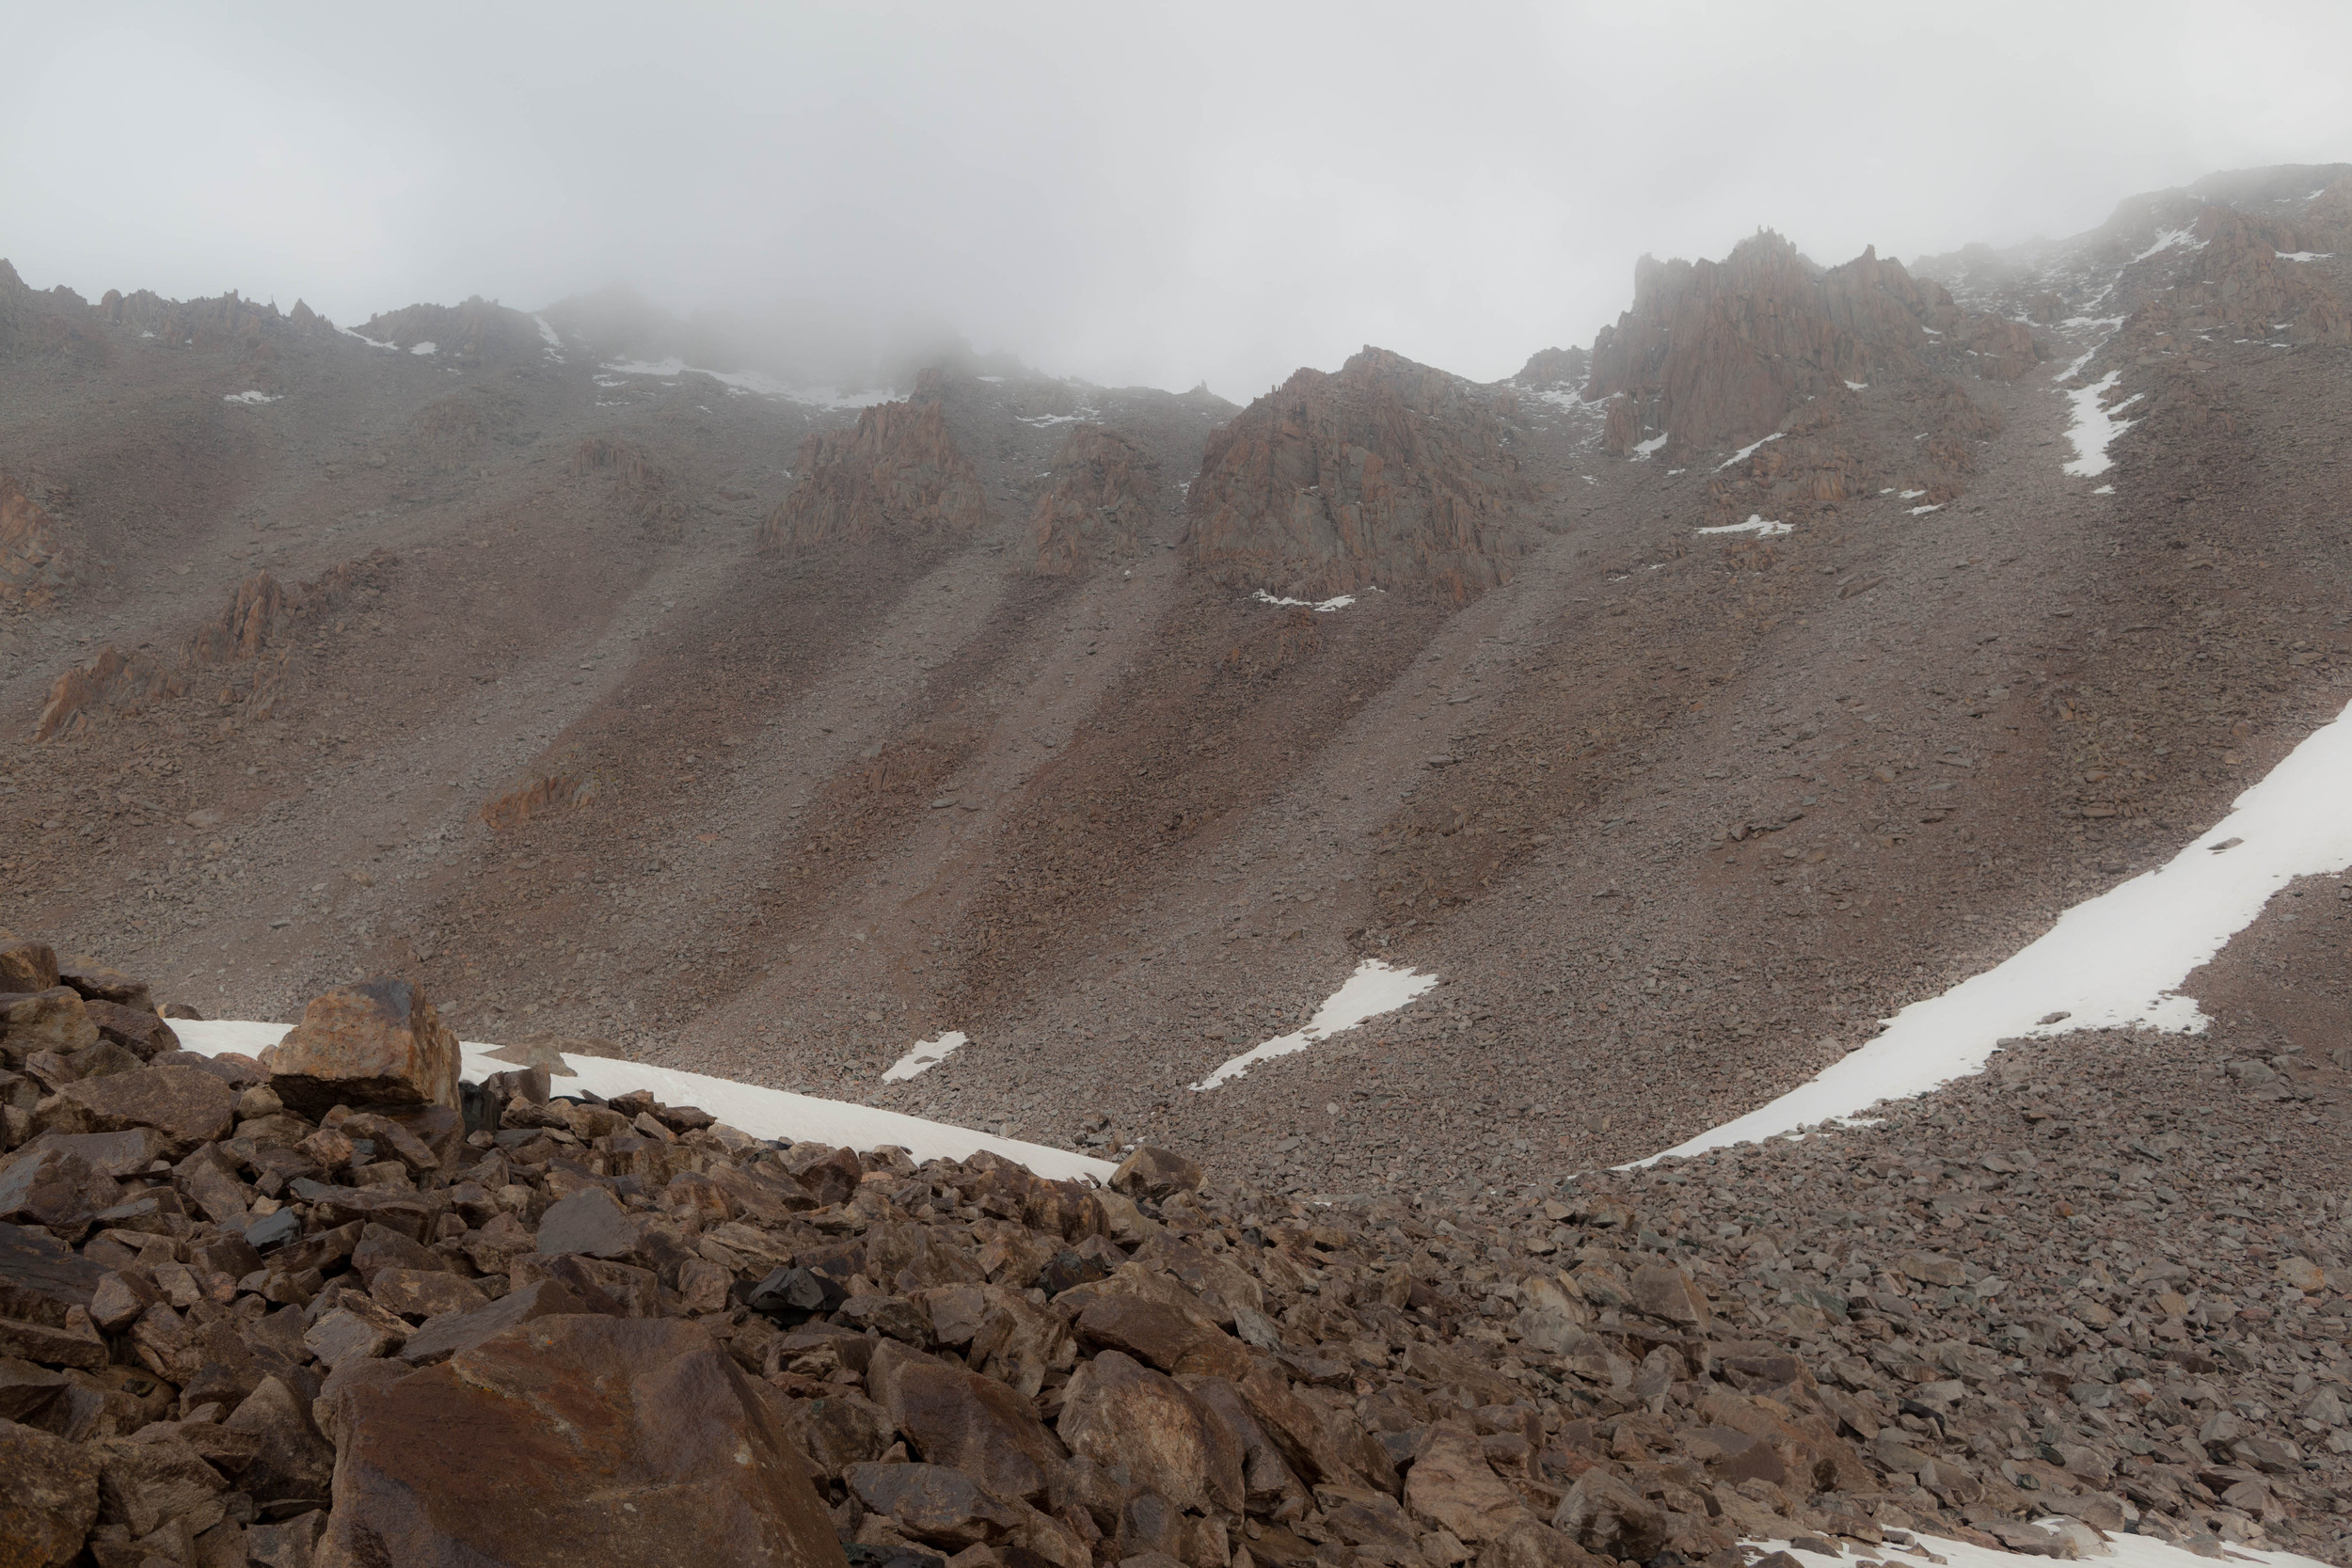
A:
169;1021;1115;1183
1637;692;2352;1165
1750;1527;2324;1568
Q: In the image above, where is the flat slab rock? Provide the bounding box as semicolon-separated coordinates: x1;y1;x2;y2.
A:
320;1312;845;1568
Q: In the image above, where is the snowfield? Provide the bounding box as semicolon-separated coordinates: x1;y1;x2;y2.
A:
1636;691;2352;1166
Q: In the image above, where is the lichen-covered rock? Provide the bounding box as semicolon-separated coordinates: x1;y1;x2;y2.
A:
261;979;461;1119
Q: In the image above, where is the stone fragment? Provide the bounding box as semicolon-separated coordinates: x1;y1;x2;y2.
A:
1057;1348;1243;1516
536;1184;640;1259
1406;1421;1529;1542
0;987;99;1061
0;1415;102;1565
1628;1262;1712;1331
0;939;63;994
0;1147;122;1230
222;1373;335;1511
1892;1251;1966;1288
847;1461;1027;1550
35;1063;235;1154
1111;1146;1205;1201
319;1313;845;1568
1551;1468;1666;1561
82;999;176;1060
371;1266;491;1321
867;1338;1069;1502
260;977;461;1119
396;1276;594;1367
0;1219;111;1323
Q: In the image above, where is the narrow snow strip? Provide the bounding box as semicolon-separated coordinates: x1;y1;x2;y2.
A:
222;390;280;405
338;326;397;351
2130;226;2204;263
408;341;437;356
1632;432;1669;458
1191;960;1438;1090
533;315;564;350
1635;691;2352;1166
2274;251;2332;262
600;356;898;408
1909;503;1944;516
1750;1530;2324;1568
882;1031;967;1084
1695;515;1790;537
1252;589;1358;612
1714;432;1782;471
167;1021;1113;1183
2061;370;2132;477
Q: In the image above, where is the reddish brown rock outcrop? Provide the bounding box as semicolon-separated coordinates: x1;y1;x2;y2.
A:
0;473;81;610
259;978;462;1120
1514;345;1590;387
1586;233;2042;455
2121;203;2352;352
763;388;989;551
1182;347;1538;600
1029;426;1159;575
30;551;391;741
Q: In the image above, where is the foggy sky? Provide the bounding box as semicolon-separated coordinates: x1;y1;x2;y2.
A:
7;1;2349;401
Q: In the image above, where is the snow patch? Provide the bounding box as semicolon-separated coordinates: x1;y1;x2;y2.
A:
2130;227;2205;263
1191;960;1438;1090
339;326;397;351
222;390;280;405
1843;380;1868;391
2093;484;2115;495
1636;689;2352;1165
408;341;437;356
1631;433;1669;459
1744;1528;2325;1568
533;315;564;355
168;1021;1113;1182
1714;433;1781;471
1909;503;1944;516
600;356;897;409
1252;589;1359;612
882;1031;968;1084
2274;251;2332;262
1695;515;1789;537
2061;370;2133;478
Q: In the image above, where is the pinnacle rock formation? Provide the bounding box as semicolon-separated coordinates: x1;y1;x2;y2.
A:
1585;233;2044;456
1182;347;1538;600
762;382;990;551
1030;426;1159;575
1514;345;1590;387
0;472;81;610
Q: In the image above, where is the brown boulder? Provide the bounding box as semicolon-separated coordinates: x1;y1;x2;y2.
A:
396;1276;594;1367
535;1185;640;1259
1111;1146;1204;1202
318;1314;844;1568
1057;1348;1244;1516
1627;1263;1711;1331
0;939;60;994
0;1148;122;1231
866;1338;1068;1502
33;1063;235;1154
56;956;153;1013
261;978;461;1119
0;1417;101;1565
1551;1468;1667;1561
0;987;99;1062
222;1373;335;1510
844;1461;1027;1549
0;1221;111;1325
1405;1421;1529;1542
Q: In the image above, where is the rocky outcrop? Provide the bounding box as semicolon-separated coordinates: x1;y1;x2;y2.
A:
570;436;688;537
1586;233;2044;455
2120;203;2352;353
31;552;393;741
1182;347;1539;600
1513;346;1590;387
352;296;547;365
762;385;989;551
0;261;109;364
1030;427;1159;575
0;473;82;610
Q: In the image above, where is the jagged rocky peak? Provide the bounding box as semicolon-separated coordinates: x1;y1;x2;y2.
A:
1514;344;1590;387
1585;231;2042;456
353;296;548;364
1182;346;1539;601
760;370;990;551
1030;425;1160;576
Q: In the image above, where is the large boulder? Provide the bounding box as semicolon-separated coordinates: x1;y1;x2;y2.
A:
0;1417;102;1566
262;979;461;1119
865;1338;1068;1502
0;987;99;1062
31;1065;235;1156
1057;1348;1244;1516
317;1314;844;1568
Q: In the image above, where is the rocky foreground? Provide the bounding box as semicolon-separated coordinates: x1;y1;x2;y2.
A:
2;931;2346;1567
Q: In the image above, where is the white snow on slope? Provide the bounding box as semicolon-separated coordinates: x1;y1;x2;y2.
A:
408;341;437;356
2061;370;2133;477
1637;690;2352;1165
2130;227;2204;263
1715;432;1782;471
1751;1528;2323;1568
1252;589;1358;612
1192;960;1438;1090
882;1031;967;1083
533;315;564;351
338;327;396;351
222;390;280;405
1695;515;1790;537
1632;432;1669;458
2274;251;2333;262
168;1021;1114;1183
